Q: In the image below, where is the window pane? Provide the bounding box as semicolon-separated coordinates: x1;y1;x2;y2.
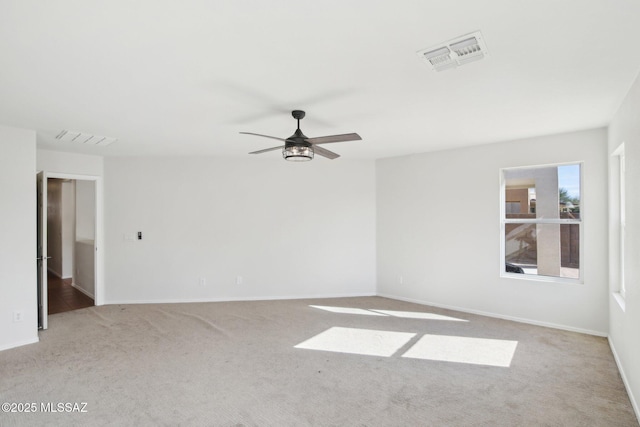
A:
505;223;579;279
558;165;580;220
504;165;581;220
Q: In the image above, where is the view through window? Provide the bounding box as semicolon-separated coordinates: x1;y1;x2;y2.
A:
502;164;581;280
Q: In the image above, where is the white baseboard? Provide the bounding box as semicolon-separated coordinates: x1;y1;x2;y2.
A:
46;268;72;280
71;282;95;299
0;336;39;352
377;293;608;337
609;339;640;423
104;292;376;305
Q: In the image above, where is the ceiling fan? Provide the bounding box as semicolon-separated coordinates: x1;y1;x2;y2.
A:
240;110;362;161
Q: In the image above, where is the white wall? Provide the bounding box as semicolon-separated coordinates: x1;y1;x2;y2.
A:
74;240;94;298
0;125;38;351
104;157;376;303
377;128;608;335
61;181;75;277
608;71;640;418
74;179;96;297
37;149;104;176
76;180;95;240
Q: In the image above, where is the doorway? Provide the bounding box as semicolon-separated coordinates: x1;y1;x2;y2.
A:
37;172;102;329
46;178;95;314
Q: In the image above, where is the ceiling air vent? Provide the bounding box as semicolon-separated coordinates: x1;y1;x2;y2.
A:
55;130;117;146
417;31;488;72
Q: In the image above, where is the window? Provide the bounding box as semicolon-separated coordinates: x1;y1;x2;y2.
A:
613;144;626;298
501;163;582;281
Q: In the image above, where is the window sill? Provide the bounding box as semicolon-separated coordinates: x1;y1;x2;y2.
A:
500;272;583;285
612;292;626;312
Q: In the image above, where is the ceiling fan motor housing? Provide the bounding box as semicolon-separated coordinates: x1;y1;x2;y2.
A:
285;129;311;148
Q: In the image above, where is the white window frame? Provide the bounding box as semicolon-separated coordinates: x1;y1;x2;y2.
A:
612;144;626;301
500;162;583;284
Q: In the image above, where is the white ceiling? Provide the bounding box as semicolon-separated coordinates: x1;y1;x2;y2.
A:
1;1;640;159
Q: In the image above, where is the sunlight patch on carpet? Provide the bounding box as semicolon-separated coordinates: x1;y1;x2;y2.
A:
401;334;518;367
309;305;387;316
294;327;416;357
370;309;467;322
309;305;466;321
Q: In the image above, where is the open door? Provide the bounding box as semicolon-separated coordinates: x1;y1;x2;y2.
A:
36;172;49;329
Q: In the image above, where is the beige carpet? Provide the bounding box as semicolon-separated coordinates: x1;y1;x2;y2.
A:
0;297;637;426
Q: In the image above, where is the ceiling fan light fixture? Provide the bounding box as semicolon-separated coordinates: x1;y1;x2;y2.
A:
283;145;314;162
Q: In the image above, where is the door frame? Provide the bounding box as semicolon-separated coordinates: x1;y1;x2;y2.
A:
36;171;48;329
38;172;104;316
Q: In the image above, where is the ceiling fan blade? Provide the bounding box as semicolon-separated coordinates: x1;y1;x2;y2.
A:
239;132;287;142
306;133;362;145
313;145;340;160
249;146;284;155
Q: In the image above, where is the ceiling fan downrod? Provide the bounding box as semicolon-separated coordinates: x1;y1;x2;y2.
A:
292;110;305;131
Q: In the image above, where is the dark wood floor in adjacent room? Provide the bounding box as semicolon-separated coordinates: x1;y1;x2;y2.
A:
47;272;94;314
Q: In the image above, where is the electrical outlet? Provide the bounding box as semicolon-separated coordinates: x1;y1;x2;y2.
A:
13;311;23;322
199;277;206;287
399;275;404;285
236;276;243;285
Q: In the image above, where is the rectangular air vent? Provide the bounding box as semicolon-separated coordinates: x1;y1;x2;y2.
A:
55;130;117;146
417;31;488;72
